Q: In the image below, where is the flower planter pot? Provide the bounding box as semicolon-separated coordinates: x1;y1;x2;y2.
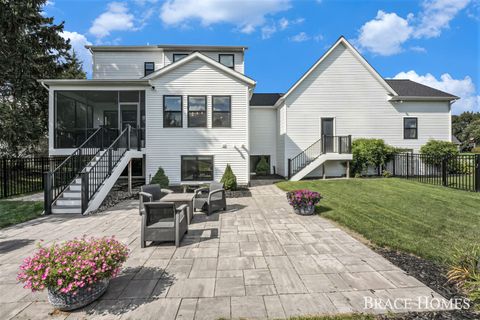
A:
293;205;315;215
47;278;109;311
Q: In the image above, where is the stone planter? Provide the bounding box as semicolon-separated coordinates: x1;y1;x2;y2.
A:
47;278;109;311
293;205;315;215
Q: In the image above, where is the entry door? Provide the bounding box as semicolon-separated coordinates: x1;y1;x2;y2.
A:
120;104;139;130
321;118;334;153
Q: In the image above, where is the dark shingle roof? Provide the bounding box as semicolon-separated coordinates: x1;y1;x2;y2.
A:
385;79;458;99
250;93;284;106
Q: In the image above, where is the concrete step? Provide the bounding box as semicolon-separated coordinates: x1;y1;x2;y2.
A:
63;191;81;198
56;199;81;206
51;205;82;214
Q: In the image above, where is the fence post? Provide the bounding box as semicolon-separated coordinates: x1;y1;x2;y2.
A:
2;158;7;198
441;158;448;186
475;154;480;192
406;155;409;179
137;129;142;151
321;135;325;154
43;172;52;215
337;136;342;154
108;149;113;174
392;155;396;176
80;172;89;214
287;159;292;180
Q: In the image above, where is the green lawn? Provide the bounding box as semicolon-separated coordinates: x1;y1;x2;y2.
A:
0;201;44;228
277;178;480;265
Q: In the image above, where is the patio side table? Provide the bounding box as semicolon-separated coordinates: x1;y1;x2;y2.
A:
160;193;195;224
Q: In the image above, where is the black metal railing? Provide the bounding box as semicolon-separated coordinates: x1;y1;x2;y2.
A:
390;153;479;192
0;157;66;199
44;127;105;214
80;125;131;213
288;135;351;179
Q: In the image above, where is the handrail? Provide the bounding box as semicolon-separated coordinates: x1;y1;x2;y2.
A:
80;125;131;213
288;135;352;179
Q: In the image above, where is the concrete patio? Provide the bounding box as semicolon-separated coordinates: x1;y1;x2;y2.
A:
0;184;447;319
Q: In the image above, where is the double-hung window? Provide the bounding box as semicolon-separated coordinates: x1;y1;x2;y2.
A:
144;62;154;76
163;95;182;128
404;117;418;139
181;156;214;181
188;96;207;127
212;96;231;127
173;53;188;62
218;54;234;69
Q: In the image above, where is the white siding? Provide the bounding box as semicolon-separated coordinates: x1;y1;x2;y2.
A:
249;108;277;172
284;43;451;169
164;51;244;74
93;51;163;79
146;58;249;185
276;104;287;176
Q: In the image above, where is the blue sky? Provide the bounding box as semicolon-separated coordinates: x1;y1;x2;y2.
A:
45;0;479;114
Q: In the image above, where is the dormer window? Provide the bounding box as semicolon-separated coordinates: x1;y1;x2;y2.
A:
219;54;234;69
173;53;188;62
144;62;154;76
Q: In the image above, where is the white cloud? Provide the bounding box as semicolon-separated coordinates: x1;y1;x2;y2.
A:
410;46;427;53
261;24;277;39
261;17;304;39
414;0;470;38
159;0;290;34
393;70;479;113
289;31;310;42
89;2;135;38
355;0;471;56
60;31;92;76
356;11;413;55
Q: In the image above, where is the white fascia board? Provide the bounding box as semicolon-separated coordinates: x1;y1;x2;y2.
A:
143;52;256;87
390;96;459;102
38;79;151;87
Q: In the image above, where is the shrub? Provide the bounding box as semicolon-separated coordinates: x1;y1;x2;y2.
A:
447;245;480;308
286;190;322;209
382;170;392;178
151;167;169;188
420;140;458;165
255;156;270;175
351;138;396;176
472;147;480;154
18;236;129;294
220;164;237;190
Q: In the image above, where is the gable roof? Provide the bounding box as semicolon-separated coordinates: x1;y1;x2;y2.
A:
250;93;283;106
385;79;458;100
143;51;256;86
275;36;398;106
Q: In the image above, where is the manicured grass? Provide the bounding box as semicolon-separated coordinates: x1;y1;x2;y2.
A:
277;178;480;265
0;201;44;228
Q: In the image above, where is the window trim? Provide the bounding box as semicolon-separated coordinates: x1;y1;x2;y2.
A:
173;53;188;62
212;95;232;128
163;95;183;128
403;117;418;140
187;95;207;128
144;62;155;76
218;54;235;69
181;155;214;182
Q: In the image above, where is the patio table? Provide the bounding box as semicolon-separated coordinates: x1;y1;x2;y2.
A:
160;193;195;224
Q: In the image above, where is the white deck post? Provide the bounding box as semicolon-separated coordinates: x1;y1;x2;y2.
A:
128;160;132;194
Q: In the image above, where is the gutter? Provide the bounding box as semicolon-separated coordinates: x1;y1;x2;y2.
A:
39;81;49;91
389;96;459;102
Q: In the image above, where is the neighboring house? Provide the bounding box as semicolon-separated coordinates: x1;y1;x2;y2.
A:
39;36;458;214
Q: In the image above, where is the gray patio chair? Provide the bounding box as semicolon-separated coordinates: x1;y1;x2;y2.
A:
139;184;173;214
193;182;227;215
141;202;188;248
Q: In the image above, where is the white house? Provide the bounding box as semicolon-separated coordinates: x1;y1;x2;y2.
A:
39;37;458;214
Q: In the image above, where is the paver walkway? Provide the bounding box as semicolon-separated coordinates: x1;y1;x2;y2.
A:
0;184;447;319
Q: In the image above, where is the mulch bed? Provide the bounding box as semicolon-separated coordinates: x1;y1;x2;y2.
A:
372;247;478;320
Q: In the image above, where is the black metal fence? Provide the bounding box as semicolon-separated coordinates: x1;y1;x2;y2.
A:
0;157;67;199
388;153;480;192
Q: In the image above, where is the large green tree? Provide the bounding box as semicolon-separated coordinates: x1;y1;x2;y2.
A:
0;0;85;156
452;112;480;150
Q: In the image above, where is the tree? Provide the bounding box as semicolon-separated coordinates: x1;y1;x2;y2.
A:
0;0;85;156
463;119;480;147
150;167;169;188
452;112;480;150
255;156;270;176
220;164;237;190
420;140;458;165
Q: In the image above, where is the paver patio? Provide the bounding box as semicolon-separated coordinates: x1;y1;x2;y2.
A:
0;184;448;319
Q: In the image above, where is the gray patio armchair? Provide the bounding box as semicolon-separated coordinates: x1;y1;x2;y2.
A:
193;182;227;215
141;202;188;248
139;184;173;214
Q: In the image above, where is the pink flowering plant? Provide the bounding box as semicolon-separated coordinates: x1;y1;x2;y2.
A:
18;236;128;294
286;189;322;209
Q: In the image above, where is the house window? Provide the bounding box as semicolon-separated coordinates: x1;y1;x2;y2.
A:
219;54;234;69
212;96;231;127
163;95;182;128
173;53;188;62
188;96;207;127
144;62;155;76
404;117;418;139
181;156;214;181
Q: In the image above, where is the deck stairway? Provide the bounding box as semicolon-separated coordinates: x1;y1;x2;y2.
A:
44;126;141;215
288;135;352;181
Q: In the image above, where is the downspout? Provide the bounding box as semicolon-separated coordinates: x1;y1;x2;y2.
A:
40;81;49;91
